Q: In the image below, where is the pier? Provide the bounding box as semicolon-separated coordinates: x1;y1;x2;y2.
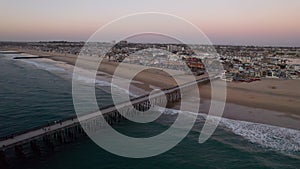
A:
0;77;211;167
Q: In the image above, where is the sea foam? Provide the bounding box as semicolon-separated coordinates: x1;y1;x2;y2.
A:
8;53;300;153
160;108;300;153
11;54;137;96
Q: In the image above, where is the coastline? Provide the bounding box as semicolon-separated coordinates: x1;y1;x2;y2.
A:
1;48;300;130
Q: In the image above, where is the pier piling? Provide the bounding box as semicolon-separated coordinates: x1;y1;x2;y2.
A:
0;77;211;166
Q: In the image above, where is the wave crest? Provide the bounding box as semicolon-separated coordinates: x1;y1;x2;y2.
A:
161;108;300;153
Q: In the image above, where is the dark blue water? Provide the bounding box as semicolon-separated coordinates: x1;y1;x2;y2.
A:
0;53;299;169
0;55;112;137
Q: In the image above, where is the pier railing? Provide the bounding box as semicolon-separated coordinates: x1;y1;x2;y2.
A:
0;77;212;152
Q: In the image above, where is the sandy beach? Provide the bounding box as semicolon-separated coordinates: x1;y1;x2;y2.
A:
2;48;300;130
199;79;300;115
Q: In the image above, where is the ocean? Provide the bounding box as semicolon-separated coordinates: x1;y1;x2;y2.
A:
0;52;299;169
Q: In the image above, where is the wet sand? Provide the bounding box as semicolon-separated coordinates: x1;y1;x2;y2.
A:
198;79;300;115
2;48;300;130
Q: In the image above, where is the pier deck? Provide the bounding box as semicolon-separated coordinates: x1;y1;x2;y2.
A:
0;77;211;151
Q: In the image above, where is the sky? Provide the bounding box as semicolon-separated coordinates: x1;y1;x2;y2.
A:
0;0;299;46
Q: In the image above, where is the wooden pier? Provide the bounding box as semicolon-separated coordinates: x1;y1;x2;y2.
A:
0;77;211;168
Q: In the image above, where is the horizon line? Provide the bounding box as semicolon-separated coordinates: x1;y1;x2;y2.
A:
0;40;300;48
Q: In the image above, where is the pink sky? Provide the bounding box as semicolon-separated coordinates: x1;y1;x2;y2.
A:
0;0;299;46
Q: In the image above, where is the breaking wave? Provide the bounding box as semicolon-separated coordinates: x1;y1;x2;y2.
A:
9;53;138;96
20;59;67;72
161;108;300;153
220;117;300;152
5;52;300;154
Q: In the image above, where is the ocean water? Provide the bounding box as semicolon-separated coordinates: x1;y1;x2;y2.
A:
0;53;299;169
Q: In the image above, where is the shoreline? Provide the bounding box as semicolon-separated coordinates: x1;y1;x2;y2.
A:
1;48;300;130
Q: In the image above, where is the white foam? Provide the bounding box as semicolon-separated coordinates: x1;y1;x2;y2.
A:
11;54;138;97
220;117;300;152
160;108;300;152
72;66;137;96
11;53;300;153
20;59;66;72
